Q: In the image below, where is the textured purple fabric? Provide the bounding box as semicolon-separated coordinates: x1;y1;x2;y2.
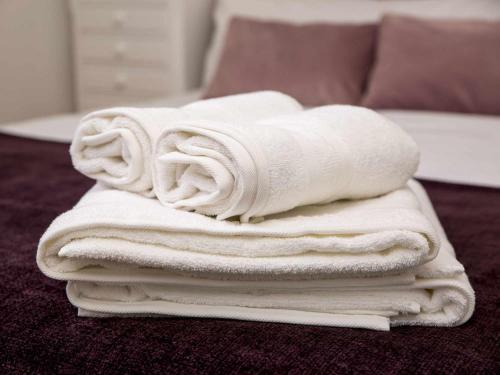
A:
363;15;500;115
1;133;499;374
204;17;377;106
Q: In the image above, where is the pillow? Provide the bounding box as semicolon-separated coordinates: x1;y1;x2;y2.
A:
203;17;376;106
203;0;500;85
362;16;500;115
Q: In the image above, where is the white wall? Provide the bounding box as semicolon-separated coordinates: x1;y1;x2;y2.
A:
0;0;73;124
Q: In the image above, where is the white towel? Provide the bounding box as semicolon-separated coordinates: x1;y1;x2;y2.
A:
154;105;420;222
70;91;302;196
36;180;474;330
37;180;440;277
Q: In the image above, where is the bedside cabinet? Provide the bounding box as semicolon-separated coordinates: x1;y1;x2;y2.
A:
70;0;213;110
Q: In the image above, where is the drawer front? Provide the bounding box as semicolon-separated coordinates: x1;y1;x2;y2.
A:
78;92;160;111
79;36;170;67
79;66;173;96
74;7;170;36
75;0;168;7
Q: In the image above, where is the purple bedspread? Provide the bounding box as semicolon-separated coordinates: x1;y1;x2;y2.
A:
0;133;498;374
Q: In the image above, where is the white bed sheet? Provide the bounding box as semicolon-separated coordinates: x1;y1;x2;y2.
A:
381;110;500;189
1;91;498;188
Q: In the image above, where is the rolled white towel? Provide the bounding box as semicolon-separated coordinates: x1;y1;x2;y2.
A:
70;91;302;196
154;105;420;221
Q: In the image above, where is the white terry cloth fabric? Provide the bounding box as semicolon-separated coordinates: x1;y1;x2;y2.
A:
36;180;474;330
37;179;440;279
154;105;419;222
381;110;500;189
70;91;302;197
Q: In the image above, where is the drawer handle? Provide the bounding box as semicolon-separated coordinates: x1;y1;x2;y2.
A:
114;75;128;91
112;10;127;28
113;42;127;59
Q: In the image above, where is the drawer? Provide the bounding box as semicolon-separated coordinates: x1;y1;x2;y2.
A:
75;0;168;7
78;92;163;111
79;66;173;96
79;36;170;67
74;7;170;36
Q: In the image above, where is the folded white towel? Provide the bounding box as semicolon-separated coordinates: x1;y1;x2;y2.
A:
154;105;420;221
70;91;302;196
36;180;474;330
37;180;440;278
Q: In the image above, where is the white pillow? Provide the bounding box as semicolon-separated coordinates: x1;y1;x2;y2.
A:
202;0;500;85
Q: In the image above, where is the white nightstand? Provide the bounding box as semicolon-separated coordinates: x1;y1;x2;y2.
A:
70;0;213;110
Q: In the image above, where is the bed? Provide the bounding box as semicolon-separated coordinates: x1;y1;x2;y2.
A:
2;0;500;372
1;92;499;373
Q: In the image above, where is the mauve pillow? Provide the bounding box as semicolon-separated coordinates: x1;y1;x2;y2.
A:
362;15;500;115
203;17;377;105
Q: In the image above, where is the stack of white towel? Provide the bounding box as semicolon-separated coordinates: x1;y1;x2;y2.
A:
37;91;474;331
